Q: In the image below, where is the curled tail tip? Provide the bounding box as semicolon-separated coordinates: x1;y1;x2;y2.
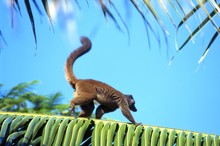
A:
80;36;89;41
80;36;92;47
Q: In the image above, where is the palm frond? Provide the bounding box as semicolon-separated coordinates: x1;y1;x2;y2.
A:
13;0;22;15
198;0;219;32
143;0;169;35
130;0;160;49
198;28;219;64
177;6;219;51
158;0;176;28
209;0;220;16
0;112;219;145
4;80;38;99
0;81;74;115
172;1;220;63
98;0;123;32
1;0;219;62
24;0;37;46
33;0;44;16
41;0;54;31
0;30;7;49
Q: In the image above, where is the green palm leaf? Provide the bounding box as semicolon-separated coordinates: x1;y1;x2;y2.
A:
0;112;220;146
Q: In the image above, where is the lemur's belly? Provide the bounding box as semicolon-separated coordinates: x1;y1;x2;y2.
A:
96;94;118;108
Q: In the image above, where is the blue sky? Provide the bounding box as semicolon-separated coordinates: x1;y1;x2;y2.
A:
0;1;220;135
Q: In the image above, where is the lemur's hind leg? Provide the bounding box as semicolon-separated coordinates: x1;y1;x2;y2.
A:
78;101;95;118
70;92;95;116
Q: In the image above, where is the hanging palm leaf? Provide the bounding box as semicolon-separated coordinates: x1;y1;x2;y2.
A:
1;0;220;62
0;112;219;146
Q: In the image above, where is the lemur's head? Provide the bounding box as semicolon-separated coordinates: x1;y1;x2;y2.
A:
124;94;137;112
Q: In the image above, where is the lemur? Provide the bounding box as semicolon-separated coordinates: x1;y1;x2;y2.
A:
65;36;139;125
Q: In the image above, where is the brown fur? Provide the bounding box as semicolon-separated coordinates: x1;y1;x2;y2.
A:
65;36;139;125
